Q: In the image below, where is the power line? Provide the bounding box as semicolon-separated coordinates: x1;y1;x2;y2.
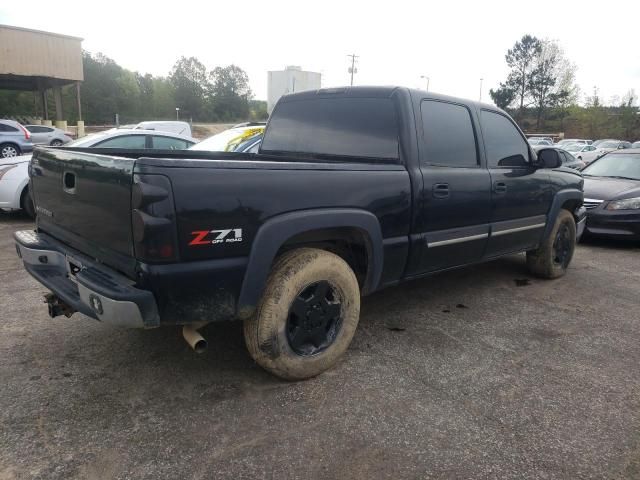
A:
347;54;359;86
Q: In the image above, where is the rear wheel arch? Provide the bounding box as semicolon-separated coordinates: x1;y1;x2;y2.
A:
0;142;21;157
237;209;383;319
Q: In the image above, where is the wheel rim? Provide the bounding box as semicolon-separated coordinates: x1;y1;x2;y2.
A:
51;140;62;146
286;280;343;356
2;146;17;157
552;223;572;268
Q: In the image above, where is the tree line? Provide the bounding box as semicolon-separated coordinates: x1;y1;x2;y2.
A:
490;34;639;140
0;51;268;124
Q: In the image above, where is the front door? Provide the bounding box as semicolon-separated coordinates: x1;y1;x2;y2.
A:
479;110;551;257
407;99;491;276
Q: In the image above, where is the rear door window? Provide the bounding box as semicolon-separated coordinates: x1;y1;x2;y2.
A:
262;97;399;160
480;110;530;167
0;123;19;132
421;100;478;167
151;136;190;150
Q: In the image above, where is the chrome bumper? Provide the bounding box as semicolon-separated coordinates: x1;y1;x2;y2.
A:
14;230;159;328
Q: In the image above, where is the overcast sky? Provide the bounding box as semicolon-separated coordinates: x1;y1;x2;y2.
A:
1;0;639;105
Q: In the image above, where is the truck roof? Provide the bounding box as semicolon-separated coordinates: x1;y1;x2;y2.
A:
277;85;502;113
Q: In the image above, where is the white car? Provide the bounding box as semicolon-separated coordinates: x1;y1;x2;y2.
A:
0;155;33;217
563;143;601;166
0;130;197;218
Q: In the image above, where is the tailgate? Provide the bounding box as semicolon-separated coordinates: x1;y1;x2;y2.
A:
30;148;136;273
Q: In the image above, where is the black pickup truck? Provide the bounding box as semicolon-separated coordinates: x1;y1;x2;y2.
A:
15;87;586;380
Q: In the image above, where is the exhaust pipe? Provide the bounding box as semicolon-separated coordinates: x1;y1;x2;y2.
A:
182;325;207;353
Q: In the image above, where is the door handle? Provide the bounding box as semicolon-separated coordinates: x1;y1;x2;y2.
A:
432;183;450;199
493;181;507;194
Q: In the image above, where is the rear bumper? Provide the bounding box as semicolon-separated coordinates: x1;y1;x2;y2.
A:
14;230;160;328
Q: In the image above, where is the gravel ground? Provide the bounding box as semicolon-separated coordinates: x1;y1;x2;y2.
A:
1;211;639;479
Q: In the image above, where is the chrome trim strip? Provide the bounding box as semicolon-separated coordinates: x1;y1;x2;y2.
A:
427;233;489;248
492;223;546;237
583;198;604;204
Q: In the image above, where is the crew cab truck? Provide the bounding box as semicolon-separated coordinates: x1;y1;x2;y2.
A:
15;87;586;380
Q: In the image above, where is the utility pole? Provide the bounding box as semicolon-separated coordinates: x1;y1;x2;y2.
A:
420;75;430;92
479;78;483;102
347;54;359;86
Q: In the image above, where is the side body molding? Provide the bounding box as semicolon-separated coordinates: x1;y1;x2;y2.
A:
237;208;384;319
543;188;584;239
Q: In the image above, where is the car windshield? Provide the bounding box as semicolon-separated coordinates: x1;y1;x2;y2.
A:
190;127;264;152
581;154;640;180
599;141;619;149
564;144;582;152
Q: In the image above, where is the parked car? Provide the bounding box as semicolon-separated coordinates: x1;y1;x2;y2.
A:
535;146;585;170
529;138;552;146
25;125;74;146
563;143;601;165
0;119;34;158
556;138;592;147
65;129;197;149
190;124;266;152
631;141;640;149
14;87;585;380
592;139;616;147
595;140;633;156
580;149;640;239
1;130;196;218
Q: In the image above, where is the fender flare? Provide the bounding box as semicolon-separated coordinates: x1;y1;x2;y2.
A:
237;208;384;319
543;189;583;239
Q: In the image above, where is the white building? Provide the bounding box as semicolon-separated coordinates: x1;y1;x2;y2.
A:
267;66;321;114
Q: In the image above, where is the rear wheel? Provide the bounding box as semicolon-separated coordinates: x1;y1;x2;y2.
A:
50;139;63;146
526;209;576;278
20;188;35;219
0;143;20;158
244;248;360;380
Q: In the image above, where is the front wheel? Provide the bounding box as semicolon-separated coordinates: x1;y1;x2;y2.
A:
244;248;361;380
20;188;35;219
526;209;576;279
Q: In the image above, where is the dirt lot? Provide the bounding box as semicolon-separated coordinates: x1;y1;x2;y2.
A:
1;212;639;479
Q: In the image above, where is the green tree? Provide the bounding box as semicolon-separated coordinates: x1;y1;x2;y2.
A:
503;34;542;118
170;56;209;120
207;65;252;121
489;83;516;110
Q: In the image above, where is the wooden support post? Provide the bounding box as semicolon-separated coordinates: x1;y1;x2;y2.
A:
76;82;82;121
53;86;63;121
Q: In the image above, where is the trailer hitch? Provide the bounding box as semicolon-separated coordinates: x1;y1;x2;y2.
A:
44;293;76;318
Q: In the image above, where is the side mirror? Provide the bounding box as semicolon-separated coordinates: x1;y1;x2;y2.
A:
536;148;562;169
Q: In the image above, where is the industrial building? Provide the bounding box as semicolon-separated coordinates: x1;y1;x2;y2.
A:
0;24;83;129
267;66;321;114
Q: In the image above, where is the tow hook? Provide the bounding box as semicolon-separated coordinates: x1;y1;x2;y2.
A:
44;293;76;318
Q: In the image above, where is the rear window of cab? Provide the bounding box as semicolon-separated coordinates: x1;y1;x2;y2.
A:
262;97;399;160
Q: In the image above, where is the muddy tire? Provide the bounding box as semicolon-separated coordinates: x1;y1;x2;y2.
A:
526;209;576;279
20;187;35;219
244;248;360;380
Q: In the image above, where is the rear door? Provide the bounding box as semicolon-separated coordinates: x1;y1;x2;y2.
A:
407;99;491;275
480;110;551;257
27;126;52;145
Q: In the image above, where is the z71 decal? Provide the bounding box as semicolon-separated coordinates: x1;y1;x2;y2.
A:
189;229;243;246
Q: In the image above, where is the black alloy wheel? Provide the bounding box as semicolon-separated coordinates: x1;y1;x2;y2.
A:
286;281;342;356
552;223;572;268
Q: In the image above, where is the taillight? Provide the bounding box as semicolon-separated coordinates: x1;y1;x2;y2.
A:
132;174;178;262
18;124;31;140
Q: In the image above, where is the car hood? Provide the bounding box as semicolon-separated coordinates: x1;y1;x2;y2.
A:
583;176;640;200
0;154;32;166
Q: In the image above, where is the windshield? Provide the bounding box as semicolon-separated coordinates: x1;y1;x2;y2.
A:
598;141;619;149
564;144;582;152
581;153;640;180
190;127;264;152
